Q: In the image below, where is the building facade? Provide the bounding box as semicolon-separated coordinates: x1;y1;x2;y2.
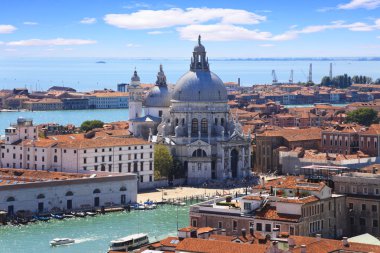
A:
0;169;137;215
0;118;155;188
333;168;380;237
151;36;251;184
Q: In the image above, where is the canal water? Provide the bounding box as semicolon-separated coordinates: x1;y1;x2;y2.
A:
0;204;190;253
0;109;130;134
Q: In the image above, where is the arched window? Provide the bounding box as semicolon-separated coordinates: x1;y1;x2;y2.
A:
191;118;198;134
181;119;185;126
201;118;208;134
6;196;15;202
120;186;127;192
37;194;45;199
192;149;207;157
175;118;179;126
54;155;57;163
65;191;74;196
93;189;101;194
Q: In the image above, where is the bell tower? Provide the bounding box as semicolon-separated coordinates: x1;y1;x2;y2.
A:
128;69;143;120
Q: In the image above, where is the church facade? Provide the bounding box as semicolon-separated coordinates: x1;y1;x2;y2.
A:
148;36;252;184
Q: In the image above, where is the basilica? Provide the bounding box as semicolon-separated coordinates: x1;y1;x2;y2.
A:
129;36;251;184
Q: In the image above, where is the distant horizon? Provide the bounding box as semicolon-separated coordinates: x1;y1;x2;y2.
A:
1;56;380;60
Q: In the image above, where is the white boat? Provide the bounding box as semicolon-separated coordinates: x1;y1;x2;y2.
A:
109;233;149;251
50;238;75;246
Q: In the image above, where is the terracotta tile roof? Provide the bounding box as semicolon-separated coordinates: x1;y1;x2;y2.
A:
255;176;325;192
361;124;380;135
242;195;263;201
158;236;180;247
178;226;197;232
258;128;321;142
197;227;214;235
57;136;149;149
208;234;235;242
275;195;319;204
175;238;268;253
290;236;380;253
254;206;301;222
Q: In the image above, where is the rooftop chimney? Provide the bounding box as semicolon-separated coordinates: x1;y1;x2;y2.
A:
241;228;247;238
316;234;321;241
221;229;226;236
272;227;280;239
301;245;306;253
249;226;254;236
342;237;349;247
287;238;295;248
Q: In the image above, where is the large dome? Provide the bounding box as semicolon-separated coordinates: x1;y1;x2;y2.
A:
171;36;228;103
171;70;228;102
145;86;171;107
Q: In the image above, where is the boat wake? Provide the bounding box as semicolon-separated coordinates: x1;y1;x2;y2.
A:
75;236;102;244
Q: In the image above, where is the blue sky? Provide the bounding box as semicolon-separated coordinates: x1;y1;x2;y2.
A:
0;0;380;58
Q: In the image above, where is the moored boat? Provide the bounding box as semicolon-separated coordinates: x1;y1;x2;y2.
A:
51;214;64;220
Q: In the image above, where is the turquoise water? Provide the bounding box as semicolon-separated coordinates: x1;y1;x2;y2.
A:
1;58;379;90
0;204;190;253
0;109;129;134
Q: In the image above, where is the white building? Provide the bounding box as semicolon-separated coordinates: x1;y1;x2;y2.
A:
0;118;154;189
87;91;129;109
0;168;137;215
150;36;252;184
130;65;171;139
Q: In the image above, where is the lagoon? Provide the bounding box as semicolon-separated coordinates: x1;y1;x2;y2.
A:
0;203;191;253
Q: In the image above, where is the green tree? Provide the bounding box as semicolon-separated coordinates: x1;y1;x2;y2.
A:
154;144;173;179
80;120;104;132
374;78;380;84
346;108;379;126
320;76;332;86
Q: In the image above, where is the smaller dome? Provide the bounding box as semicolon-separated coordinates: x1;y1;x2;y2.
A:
131;70;140;84
145;86;171;108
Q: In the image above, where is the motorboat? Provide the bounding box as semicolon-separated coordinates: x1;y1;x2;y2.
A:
33;215;50;221
72;211;86;218
63;214;74;219
50;238;75;246
51;214;64;220
109;233;148;251
134;204;146;210
86;211;96;216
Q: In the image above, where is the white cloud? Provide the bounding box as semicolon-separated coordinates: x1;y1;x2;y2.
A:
258;44;275;47
178;24;273;41
80;17;97;24
23;21;38;25
338;0;380;9
6;38;97;46
177;19;380;42
316;7;336;12
104;8;266;30
123;2;151;9
0;25;17;34
0;41;4;45
147;30;172;35
126;43;141;47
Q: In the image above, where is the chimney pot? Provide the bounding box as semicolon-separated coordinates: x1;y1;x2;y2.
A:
301;245;306;253
249;226;254;236
241;228;247;238
316;234;321;241
272;227;280;239
342;237;349;247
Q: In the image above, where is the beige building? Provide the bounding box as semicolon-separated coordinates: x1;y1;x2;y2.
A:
189;176;346;239
333;166;380;237
0;168;137;215
0;118;154;189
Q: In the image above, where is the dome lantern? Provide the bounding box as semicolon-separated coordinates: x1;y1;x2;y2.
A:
190;35;209;72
